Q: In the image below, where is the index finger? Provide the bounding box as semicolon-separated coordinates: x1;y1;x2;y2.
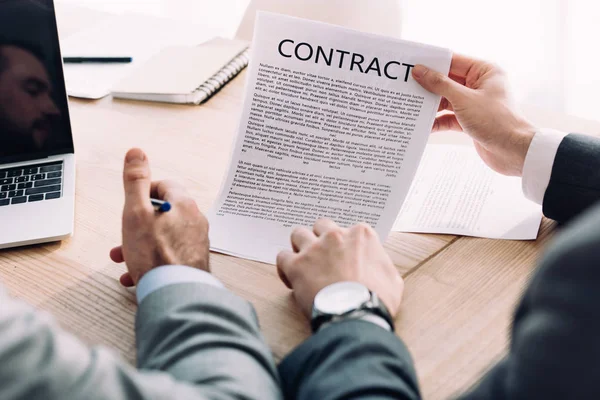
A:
276;250;295;289
150;180;188;202
313;218;340;236
449;53;485;78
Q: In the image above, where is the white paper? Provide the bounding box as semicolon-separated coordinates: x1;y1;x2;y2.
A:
208;12;452;264
394;144;543;240
61;13;215;99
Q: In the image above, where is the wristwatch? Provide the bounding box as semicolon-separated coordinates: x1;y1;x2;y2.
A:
311;281;395;333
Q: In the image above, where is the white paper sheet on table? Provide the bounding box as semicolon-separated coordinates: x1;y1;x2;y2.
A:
61;13;216;99
393;144;543;240
207;12;452;264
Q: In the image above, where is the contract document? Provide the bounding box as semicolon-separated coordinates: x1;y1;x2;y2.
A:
394;145;543;240
208;12;452;264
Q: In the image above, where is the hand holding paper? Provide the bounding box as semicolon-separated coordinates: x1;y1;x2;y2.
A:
412;55;537;177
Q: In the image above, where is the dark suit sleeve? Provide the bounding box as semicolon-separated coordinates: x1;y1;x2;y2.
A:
456;201;600;399
279;320;421;400
543;133;600;224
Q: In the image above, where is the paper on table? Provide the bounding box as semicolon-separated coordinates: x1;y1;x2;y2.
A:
393;144;543;240
208;12;452;264
61;13;215;99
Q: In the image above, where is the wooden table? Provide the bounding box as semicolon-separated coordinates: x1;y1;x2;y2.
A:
2;6;600;400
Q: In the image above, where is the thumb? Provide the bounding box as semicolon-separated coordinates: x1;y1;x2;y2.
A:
412;64;469;103
123;148;152;209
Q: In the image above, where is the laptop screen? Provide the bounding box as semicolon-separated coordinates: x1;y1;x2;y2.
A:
0;0;74;164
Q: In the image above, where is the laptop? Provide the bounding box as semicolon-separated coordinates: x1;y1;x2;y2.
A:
0;0;75;249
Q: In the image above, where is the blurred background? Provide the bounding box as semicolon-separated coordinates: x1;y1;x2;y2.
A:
56;0;599;122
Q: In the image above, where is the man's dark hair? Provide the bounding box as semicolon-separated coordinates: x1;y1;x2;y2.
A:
0;38;47;75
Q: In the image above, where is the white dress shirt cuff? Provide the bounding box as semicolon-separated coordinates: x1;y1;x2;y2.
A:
136;265;224;304
318;313;392;333
522;128;568;205
358;313;393;331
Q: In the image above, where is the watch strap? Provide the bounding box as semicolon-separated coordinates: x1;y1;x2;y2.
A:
314;311;393;333
311;291;395;333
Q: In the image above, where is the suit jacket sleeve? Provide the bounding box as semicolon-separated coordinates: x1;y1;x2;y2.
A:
0;282;281;400
455;199;600;399
543;133;600;224
279;320;421;400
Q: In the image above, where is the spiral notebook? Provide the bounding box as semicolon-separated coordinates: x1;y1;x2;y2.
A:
111;37;250;105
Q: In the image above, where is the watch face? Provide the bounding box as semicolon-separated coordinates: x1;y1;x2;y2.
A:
314;281;371;315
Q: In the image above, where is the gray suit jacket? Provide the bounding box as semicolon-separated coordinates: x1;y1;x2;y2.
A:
279;133;600;399
0;282;282;399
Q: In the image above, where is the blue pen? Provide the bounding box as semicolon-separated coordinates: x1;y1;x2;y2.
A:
151;198;171;213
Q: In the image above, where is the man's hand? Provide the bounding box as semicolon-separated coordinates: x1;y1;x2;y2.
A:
276;219;404;319
413;54;537;176
110;148;210;287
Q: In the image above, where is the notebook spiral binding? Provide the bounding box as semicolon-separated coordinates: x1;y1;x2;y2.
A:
193;48;251;104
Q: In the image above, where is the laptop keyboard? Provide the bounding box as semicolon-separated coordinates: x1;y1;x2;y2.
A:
0;161;63;207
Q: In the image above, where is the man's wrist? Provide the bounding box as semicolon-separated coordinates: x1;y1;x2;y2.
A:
511;122;537;177
316;311;393;333
310;282;395;333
